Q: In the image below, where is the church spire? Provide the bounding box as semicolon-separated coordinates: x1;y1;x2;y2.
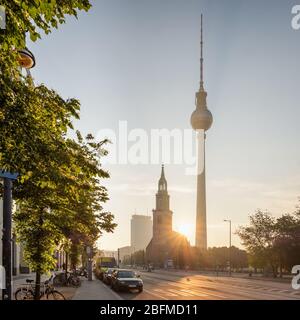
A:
161;164;165;179
156;165;170;211
158;165;167;193
200;14;204;91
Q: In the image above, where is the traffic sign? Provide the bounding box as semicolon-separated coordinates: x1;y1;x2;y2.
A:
0;170;18;180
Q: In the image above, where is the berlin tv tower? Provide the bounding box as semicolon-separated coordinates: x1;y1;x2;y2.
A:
190;14;213;250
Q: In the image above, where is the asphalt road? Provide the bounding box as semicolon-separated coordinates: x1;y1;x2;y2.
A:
106;270;300;300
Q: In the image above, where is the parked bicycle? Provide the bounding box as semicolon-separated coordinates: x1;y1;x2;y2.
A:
15;275;66;300
53;271;81;287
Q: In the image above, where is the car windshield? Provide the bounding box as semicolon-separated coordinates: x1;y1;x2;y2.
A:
117;271;135;278
100;262;116;267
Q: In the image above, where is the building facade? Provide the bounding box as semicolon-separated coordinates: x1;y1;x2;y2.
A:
118;246;134;264
131;214;152;251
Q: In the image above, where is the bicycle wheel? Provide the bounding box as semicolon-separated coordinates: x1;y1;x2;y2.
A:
53;275;64;287
15;288;34;300
47;290;66;300
70;276;81;287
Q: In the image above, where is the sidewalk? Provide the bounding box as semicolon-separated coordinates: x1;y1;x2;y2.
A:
12;273;77;300
72;277;123;300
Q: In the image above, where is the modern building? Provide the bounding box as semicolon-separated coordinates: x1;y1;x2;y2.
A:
146;166;191;267
190;15;213;250
118;246;134;264
131;214;152;251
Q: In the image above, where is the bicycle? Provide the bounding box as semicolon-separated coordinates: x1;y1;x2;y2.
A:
15;275;66;300
53;271;81;287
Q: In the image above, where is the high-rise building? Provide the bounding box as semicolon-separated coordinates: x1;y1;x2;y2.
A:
190;15;213;250
131;214;152;251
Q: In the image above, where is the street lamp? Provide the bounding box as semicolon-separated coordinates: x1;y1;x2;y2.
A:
224;219;232;277
17;48;36;69
0;171;18;300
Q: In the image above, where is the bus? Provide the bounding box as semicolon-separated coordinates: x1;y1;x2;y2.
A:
97;257;117;280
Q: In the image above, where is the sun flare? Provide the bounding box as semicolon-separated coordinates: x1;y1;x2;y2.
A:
177;223;194;239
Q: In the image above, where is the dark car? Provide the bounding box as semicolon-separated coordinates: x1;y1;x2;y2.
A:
111;269;143;292
103;268;117;285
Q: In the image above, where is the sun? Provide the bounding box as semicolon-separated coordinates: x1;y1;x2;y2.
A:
177;223;194;239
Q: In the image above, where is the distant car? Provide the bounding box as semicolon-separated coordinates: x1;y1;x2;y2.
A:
103;268;117;285
111;269;143;293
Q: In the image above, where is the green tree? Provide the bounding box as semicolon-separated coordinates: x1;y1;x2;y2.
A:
0;0;117;299
236;210;279;277
274;213;300;275
13;130;116;299
0;0;92;77
237;206;300;277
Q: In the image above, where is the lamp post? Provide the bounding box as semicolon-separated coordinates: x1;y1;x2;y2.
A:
0;45;35;300
86;246;93;281
1;171;18;300
224;219;232;277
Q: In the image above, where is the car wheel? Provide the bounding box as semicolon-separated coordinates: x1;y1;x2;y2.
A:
138;287;143;293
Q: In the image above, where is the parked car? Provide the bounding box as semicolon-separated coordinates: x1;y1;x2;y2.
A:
111;269;143;293
103;268;117;285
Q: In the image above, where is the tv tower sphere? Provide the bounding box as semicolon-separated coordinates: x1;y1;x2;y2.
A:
190;91;213;131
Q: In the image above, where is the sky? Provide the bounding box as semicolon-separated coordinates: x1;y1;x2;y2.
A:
28;0;300;250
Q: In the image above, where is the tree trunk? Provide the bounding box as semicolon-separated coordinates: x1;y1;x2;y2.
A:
35;210;44;300
64;251;69;283
34;270;41;300
272;265;278;278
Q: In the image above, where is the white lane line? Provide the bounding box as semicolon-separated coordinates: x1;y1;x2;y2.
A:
167;289;191;297
143;288;168;300
166;281;227;299
179;289;208;297
153;289;178;297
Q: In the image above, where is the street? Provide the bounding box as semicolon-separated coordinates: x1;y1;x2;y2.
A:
96;270;300;300
11;270;300;300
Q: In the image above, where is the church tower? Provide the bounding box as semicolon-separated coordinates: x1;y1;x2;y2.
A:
152;165;173;244
146;165;191;267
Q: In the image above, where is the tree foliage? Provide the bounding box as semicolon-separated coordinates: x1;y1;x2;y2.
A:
0;0;117;299
237;206;300;277
0;0;92;77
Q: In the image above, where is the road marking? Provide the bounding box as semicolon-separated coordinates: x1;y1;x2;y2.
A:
165;281;227;299
143;288;168;300
154;289;177;296
167;289;191;297
179;288;208;297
